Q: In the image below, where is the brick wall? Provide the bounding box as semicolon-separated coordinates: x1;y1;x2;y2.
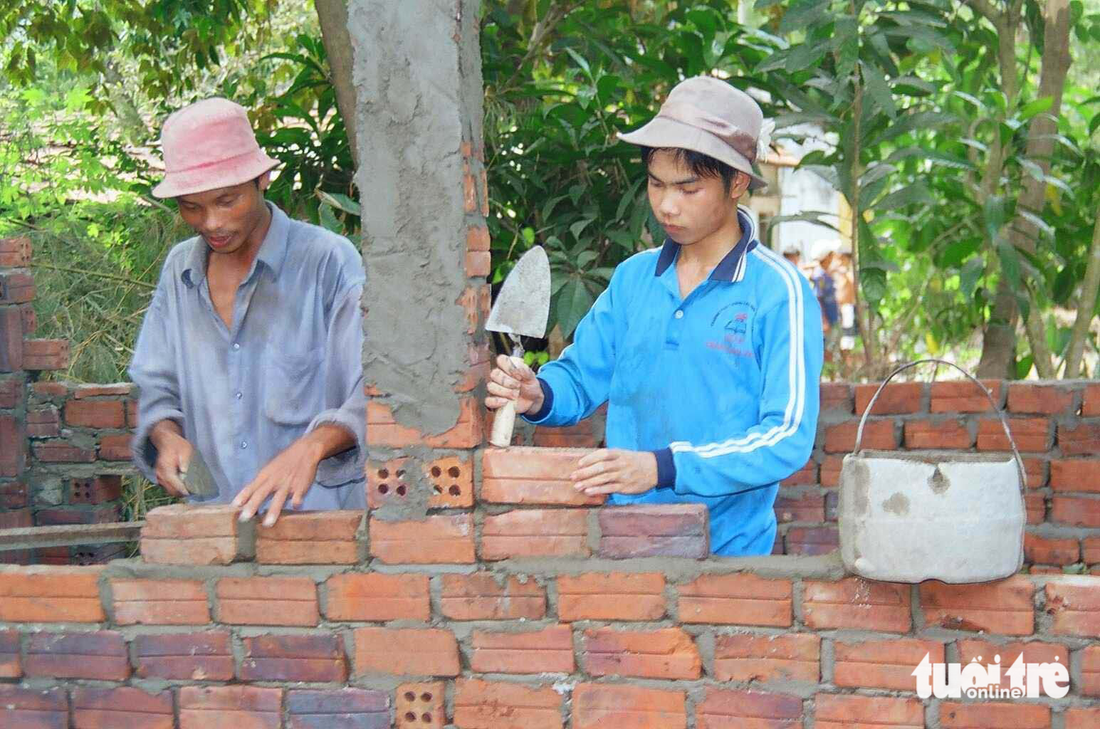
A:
0;501;1098;728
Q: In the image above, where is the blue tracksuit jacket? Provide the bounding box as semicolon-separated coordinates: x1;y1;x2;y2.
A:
524;208;823;555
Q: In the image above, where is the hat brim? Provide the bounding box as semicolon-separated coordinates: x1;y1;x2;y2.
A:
619;116;767;191
151;150;281;199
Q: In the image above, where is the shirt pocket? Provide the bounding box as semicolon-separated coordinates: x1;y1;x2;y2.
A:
263;342;323;426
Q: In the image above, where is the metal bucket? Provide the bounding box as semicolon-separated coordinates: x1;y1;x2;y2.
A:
838;359;1026;584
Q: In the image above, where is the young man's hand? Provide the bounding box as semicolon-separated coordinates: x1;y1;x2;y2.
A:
233;439;322;527
150;420;193;497
485;355;544;415
572;449;658;496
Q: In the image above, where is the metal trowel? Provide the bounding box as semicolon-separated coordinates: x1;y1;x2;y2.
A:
181;450;219;499
485;245;551;447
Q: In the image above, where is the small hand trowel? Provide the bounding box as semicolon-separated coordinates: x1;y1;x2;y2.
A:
181;450;219;499
485;245;551;447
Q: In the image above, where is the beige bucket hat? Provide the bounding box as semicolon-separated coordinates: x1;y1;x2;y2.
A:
619;76;773;191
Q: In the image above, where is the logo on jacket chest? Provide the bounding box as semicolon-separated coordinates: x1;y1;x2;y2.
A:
706;301;756;358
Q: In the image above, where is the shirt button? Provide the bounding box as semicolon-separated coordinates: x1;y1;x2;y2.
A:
240;441;248;449
674;310;684;319
232;343;241;350
235;392;243;400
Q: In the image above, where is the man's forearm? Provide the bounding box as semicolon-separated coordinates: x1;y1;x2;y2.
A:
148;418;183;450
298;422;356;464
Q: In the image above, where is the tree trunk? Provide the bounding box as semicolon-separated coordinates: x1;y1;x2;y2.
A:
1063;212;1100;378
315;0;359;168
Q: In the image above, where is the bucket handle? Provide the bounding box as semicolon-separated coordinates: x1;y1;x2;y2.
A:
853;358;1027;491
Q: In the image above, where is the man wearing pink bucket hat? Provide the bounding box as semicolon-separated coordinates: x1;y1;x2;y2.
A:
485;76;823;556
130;98;366;524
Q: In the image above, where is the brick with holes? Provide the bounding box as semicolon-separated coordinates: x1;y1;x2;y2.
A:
424;454;474;507
396;682;444;729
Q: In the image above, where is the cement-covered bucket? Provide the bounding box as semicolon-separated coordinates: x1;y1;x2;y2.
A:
838;359;1026;584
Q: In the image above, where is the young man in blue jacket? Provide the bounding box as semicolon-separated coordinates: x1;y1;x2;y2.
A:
485;76;823;556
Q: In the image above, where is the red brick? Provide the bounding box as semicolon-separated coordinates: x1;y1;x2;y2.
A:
780;459;818;485
25;406;59;437
479;168;489;215
820;382;852;413
713;632;819;682
0;685;67;729
179;686;282;729
903;417;973;449
463;163;477;213
815;694;922;728
557;572;665;621
325;572;431;621
133;631;234;681
0;308;22;372
31;381;68;398
0;480;27;509
696;688;802;728
19;304;34;336
367;395;483;448
470;624;574;674
583;627;701;679
931;379;1003;412
112;578;210;625
454;678;562;729
256;509;362;564
0;420;23;480
774;493;824;522
126;399;138;427
1030;565;1064;574
140;504;245;565
855;381;923;415
22;339;69;370
0;236;32;266
956;639;1068;696
467;224;490;252
919;575;1034;635
396;682;444;729
824;419;897;452
1024;533;1079;565
287;689;389;729
1008;382;1077;414
1050;459;1100;492
977;417;1051;452
67;475;122;504
597;503;708;558
353;627;460;676
1083;383;1100;416
0;507;31;529
370;514;476;563
834;639;943;690
465;250;491;277
33;439;95;462
0;376;22;408
241;633;347;683
64;400;125;428
216;576;319;626
366;456;411;508
481;446;605;506
97;433;131;461
939;701;1050;728
72;687;173;729
1060;422;1100;456
1067;708;1100;729
1051;495;1100;527
785;526;838;555
1046;578;1100;637
1026;492;1046;524
572;683;686;729
679;573;793;626
1084;537;1100;565
422;454;474;507
0;565;105;622
71;383;132;399
36;504;119;526
0;629;19;678
820;456;842;486
1022;457;1048;488
439;572;545;620
803;578;911;633
482;508;589;560
1080;644;1100;696
24;630;129;680
0;271;34;303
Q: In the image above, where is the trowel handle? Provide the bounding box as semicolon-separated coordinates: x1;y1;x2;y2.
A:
490;400;518;447
854;358;1026;490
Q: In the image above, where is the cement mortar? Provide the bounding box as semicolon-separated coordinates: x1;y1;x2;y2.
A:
349;0;484;436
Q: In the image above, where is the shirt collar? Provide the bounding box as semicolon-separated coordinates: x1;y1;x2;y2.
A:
181;202;291;288
654;206;758;283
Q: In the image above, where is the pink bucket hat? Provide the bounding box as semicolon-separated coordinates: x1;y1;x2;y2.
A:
151;98;280;199
619;76;773;191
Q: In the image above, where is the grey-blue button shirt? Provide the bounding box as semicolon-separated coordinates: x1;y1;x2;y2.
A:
129;203;366;510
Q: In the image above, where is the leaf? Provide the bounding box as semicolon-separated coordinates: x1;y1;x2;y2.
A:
984;196;1007;243
1015;354;1034;380
861;61;897;120
778;0;830;35
554;277;597;339
316;191;360;216
318;203;342;234
564;47;591;78
769;211;840;232
940;237;982;267
959;256;985;299
872;183;933;212
569;217;595;241
1019;96;1054;121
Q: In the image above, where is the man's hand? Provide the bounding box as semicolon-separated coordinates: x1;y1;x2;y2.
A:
233;439;322;527
150;420;193;497
485;355;544;415
572;449;658;496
